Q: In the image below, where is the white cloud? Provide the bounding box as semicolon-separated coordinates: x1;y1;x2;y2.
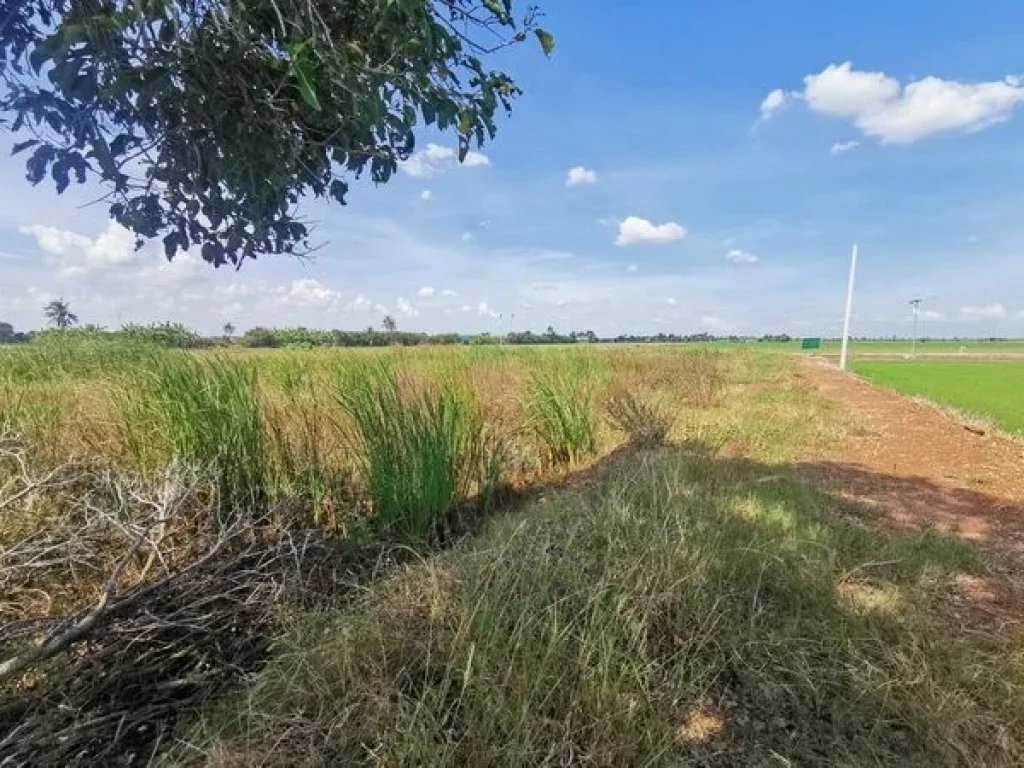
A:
614;216;687;246
461;232;474;242
276;278;341;309
459;304;473;313
21;221;136;277
442;288;459;297
830;140;860;155
626;263;639;273
345;295;372;312
145;250;205;287
19;224;91;255
214;282;262;300
759;88;790;119
417;286;436;298
961;303;1007;319
463;150;491;167
566;166;598;186
401;143;490;176
396;297;419;317
477;302;499;318
919;310;945;321
725;249;759;264
771;62;1024;144
420;189;433;201
401;144;456;177
373;303;390;315
666;297;679;307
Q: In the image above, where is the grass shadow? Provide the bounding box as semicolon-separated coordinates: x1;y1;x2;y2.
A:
181;440;1024;766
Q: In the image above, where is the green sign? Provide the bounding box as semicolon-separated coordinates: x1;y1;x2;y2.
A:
801;337;822;350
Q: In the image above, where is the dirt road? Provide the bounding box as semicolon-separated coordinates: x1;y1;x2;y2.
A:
800;359;1024;628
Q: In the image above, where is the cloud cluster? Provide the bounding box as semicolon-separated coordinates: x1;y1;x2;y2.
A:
276;278;341;309
396;297;419;317
614;216;687;246
762;63;1024;144
21;222;136;277
401;143;490;177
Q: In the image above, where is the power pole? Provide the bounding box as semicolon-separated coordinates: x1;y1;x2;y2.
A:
909;298;922;358
839;244;858;371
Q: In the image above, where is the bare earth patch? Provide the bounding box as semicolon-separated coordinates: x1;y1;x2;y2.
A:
800;359;1024;629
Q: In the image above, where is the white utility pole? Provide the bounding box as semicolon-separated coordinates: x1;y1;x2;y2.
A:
839;244;858;371
909;298;922;358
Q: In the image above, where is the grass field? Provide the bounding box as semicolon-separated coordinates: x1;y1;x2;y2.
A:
853;360;1024;434
2;338;1022;764
787;339;1024;356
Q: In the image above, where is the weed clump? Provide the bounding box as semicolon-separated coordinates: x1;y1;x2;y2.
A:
337;362;504;540
525;365;597;467
605;387;674;447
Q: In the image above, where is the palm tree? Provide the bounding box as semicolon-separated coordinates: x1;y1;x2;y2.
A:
43;298;78;330
381;314;397;332
222;321;236;339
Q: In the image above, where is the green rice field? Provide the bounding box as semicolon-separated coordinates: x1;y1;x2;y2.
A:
853;360;1024;434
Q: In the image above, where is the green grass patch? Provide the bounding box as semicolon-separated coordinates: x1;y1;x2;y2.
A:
525;363;598;467
336;362;505;540
123;353;265;519
853;360;1024;434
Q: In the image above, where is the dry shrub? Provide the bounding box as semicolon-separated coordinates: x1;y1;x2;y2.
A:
605;388;674;447
605;350;728;408
677;351;728;407
0;438;347;766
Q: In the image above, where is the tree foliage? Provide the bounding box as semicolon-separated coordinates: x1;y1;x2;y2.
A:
42;298;78;329
0;0;551;267
0;321;28;343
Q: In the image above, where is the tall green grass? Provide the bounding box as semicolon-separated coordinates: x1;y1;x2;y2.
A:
525;364;598;466
337;362;504;540
124;353;264;519
0;335;159;383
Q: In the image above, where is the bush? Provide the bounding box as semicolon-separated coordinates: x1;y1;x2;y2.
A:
120;321;206;348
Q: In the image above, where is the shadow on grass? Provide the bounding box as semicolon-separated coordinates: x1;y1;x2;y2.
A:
179;440;1024;767
4;439;1023;765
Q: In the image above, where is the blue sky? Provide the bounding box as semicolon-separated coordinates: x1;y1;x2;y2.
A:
4;0;1024;336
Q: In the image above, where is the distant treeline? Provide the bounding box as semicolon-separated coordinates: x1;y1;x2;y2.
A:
0;322;800;349
3;322;1022;350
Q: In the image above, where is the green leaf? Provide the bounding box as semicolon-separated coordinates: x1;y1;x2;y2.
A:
483;0;508;22
294;64;322;112
535;28;556;56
